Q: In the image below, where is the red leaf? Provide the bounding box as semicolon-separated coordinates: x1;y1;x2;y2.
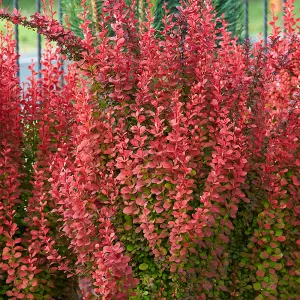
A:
14;252;22;258
123;206;133;215
17;293;25;299
6;291;14;297
276;236;286;242
211;99;218;106
291;175;300;186
256;269;265;277
225;220;234;230
117;38;125;47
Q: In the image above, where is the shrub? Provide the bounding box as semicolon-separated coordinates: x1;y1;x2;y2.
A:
0;0;299;299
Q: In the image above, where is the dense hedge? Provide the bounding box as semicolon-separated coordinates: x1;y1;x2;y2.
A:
0;0;299;299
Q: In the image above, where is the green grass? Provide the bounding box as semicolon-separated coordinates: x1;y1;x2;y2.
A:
248;0;300;38
0;0;58;53
0;0;299;53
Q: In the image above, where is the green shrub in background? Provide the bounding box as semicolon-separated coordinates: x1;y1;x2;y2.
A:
61;0;243;39
1;0;300;53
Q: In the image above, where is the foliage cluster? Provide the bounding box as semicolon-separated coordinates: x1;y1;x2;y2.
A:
60;0;243;38
0;0;299;299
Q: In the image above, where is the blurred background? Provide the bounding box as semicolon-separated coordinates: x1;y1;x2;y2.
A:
1;0;300;82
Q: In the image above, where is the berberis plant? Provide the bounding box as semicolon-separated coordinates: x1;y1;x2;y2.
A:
0;0;299;299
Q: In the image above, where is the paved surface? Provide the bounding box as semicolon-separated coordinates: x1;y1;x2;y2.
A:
19;52;68;83
19;53;38;83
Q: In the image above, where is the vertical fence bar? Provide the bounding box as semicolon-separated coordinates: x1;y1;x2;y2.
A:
58;0;64;84
13;0;19;77
282;0;286;33
282;0;286;15
58;0;63;24
244;0;249;40
264;0;268;44
37;0;42;78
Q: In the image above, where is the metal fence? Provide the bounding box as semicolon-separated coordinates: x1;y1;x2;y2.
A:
11;0;63;79
243;0;287;42
7;0;288;79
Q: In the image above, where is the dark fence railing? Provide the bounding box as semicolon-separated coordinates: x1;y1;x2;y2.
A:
10;0;63;81
13;0;19;77
6;0;288;80
244;0;287;42
36;0;42;78
244;0;249;39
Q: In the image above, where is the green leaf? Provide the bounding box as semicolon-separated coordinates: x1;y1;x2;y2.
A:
139;263;149;271
164;182;172;190
126;244;134;252
253;282;262;291
190;169;197;176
